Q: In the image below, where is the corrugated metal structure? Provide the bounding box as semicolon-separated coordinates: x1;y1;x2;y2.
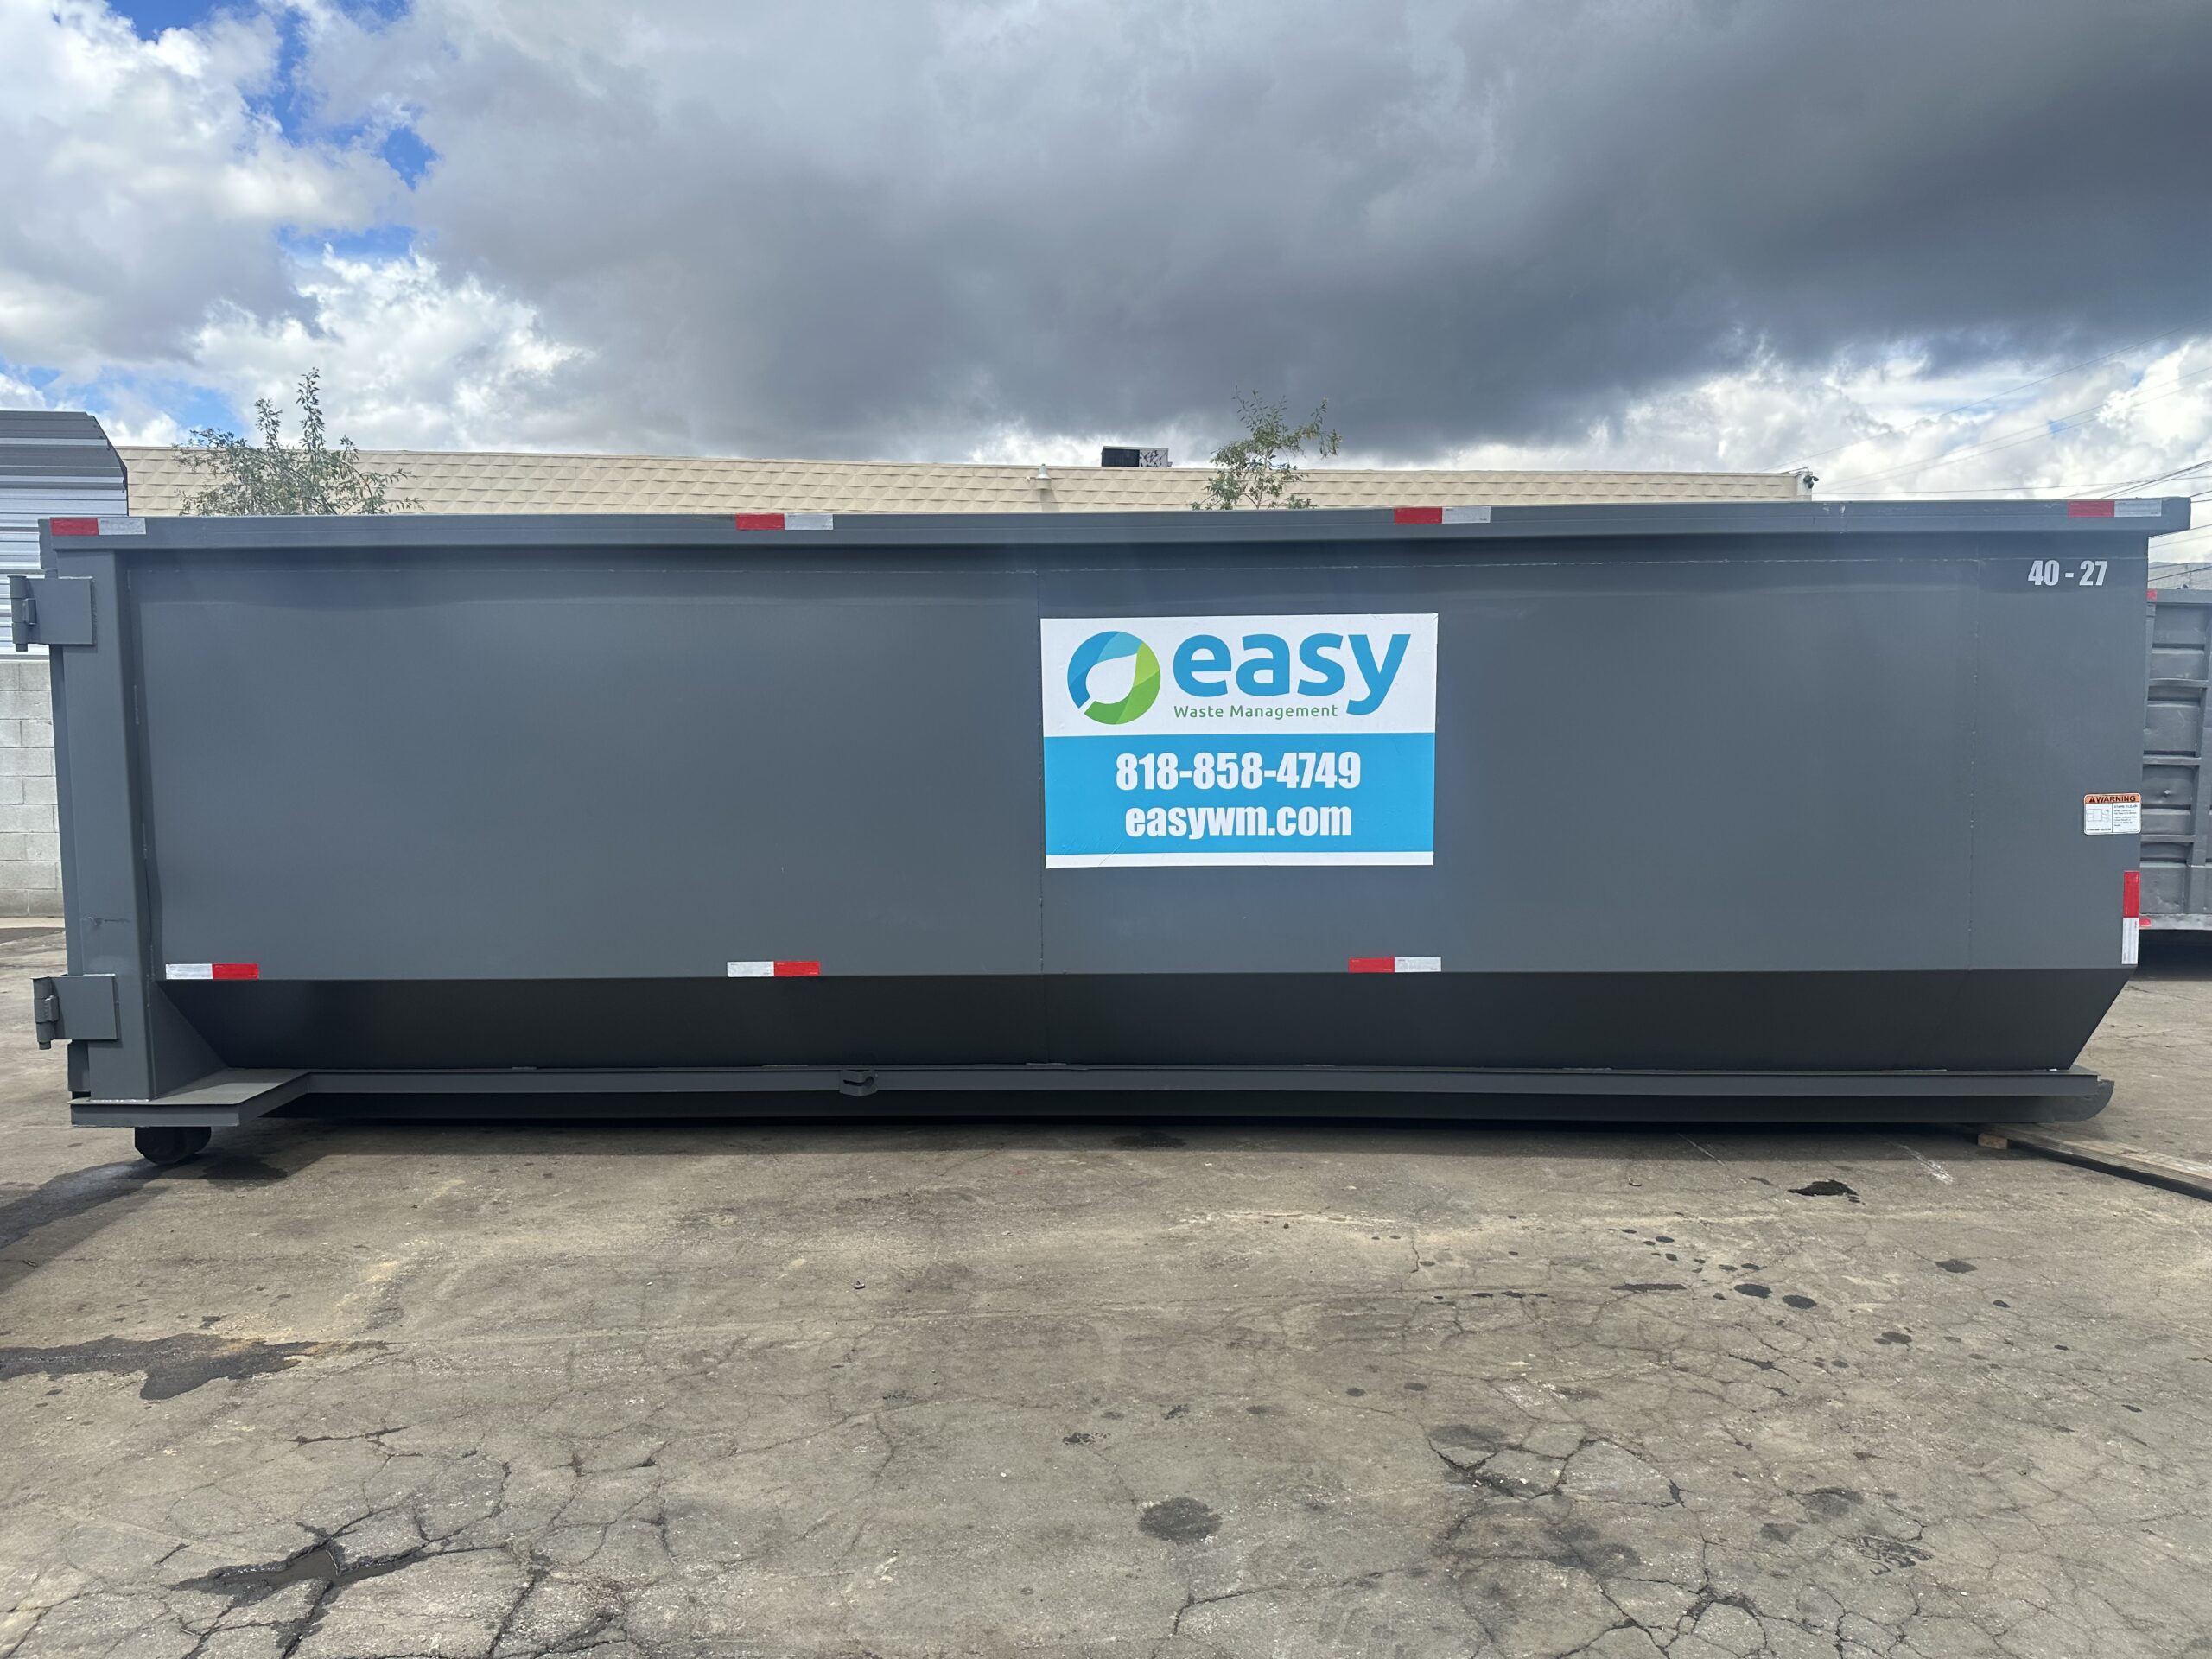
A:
2144;588;2212;928
24;499;2177;1161
1;413;126;638
117;446;1814;516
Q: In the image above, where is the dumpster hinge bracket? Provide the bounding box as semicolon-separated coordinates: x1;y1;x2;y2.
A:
10;576;94;651
32;975;118;1050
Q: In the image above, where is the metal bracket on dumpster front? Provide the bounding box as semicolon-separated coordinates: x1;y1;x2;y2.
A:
30;975;117;1050
9;575;93;651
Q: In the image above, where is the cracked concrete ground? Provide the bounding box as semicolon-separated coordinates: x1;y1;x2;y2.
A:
2;925;2210;1659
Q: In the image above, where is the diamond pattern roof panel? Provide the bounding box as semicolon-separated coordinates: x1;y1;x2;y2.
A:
118;448;1808;517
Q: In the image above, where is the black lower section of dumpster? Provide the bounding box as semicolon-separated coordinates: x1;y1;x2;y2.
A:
164;969;2124;1077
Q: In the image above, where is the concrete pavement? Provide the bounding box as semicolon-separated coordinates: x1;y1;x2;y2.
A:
3;927;2209;1658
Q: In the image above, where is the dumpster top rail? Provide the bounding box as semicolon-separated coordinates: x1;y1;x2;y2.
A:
40;496;2194;555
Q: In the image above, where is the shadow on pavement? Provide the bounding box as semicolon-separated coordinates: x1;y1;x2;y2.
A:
236;1104;1983;1172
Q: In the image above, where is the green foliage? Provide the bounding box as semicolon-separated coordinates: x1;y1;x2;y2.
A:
178;370;418;515
1194;391;1342;509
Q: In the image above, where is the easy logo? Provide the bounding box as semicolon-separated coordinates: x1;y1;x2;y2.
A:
1067;631;1162;724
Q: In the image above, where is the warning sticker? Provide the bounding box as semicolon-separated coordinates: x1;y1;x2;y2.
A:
2084;793;2143;835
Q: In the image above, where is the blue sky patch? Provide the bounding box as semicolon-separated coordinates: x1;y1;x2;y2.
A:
115;1;434;192
240;6;315;140
3;357;242;440
379;124;436;186
117;0;410;40
114;0;228;38
278;222;419;263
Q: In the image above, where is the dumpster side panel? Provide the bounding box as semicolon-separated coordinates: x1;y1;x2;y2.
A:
1966;543;2151;965
1039;547;1980;974
132;553;1048;979
138;540;2006;981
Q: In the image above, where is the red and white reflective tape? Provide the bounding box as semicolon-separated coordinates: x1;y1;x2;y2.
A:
1392;506;1490;525
49;516;144;537
165;963;258;981
733;512;834;531
2123;871;2140;966
727;959;821;977
2068;499;2161;518
1348;956;1442;974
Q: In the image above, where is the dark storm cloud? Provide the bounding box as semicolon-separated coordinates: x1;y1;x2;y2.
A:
350;0;2212;458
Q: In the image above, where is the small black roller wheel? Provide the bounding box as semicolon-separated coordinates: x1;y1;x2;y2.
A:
135;1125;211;1166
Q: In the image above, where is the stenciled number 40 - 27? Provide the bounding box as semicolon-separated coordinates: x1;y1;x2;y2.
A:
2027;558;2106;587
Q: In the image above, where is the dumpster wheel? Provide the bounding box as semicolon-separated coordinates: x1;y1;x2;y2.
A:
134;1126;210;1166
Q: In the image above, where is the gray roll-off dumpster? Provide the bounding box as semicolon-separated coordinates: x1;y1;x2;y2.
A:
22;499;2182;1163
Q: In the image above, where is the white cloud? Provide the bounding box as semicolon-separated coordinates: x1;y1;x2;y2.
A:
1421;337;2212;556
189;246;585;449
0;358;188;444
0;3;589;451
0;366;52;410
1;0;2207;562
270;0;2212;468
962;343;2212;569
0;1;387;370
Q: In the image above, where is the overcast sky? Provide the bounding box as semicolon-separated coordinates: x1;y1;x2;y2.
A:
5;0;2211;544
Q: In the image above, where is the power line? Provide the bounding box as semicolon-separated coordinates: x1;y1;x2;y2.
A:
1831;368;2212;487
2097;454;2212;496
1831;460;2211;496
1833;485;2187;496
1820;455;2212;501
1826;361;2212;490
1790;311;2212;470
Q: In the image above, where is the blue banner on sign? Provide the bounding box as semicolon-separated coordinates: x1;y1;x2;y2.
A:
1044;733;1434;865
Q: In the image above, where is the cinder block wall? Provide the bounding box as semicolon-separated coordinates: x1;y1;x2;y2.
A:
0;658;60;916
